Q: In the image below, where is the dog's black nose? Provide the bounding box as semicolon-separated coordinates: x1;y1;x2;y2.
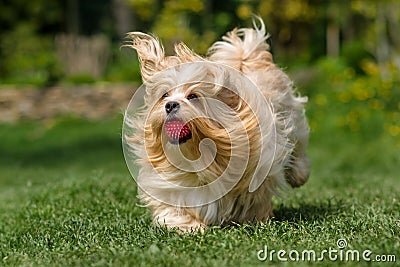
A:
165;101;180;114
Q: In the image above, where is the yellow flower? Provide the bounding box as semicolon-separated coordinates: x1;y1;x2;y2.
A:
344;68;355;79
388;125;400;137
361;60;380;76
236;4;252;20
368;99;385;110
315;94;327;106
338;91;351;103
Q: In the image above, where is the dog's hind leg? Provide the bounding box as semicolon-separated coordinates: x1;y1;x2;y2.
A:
285;112;310;188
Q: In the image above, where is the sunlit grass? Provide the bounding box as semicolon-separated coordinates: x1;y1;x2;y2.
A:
0;107;399;266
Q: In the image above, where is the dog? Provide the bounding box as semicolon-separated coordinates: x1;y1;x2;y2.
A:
124;18;310;233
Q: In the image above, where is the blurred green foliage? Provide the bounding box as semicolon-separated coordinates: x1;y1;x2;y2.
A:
104;45;142;83
0;24;63;86
303;57;400;146
0;0;64;86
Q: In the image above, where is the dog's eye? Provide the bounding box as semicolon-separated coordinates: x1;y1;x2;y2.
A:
162;92;169;98
187;93;198;100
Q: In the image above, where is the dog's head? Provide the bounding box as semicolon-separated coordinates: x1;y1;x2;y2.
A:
145;64;244;145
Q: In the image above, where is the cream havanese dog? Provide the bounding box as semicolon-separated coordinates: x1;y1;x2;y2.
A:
123;18;310;233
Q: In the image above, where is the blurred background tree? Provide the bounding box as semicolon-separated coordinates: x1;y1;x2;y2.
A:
0;0;64;85
0;0;399;83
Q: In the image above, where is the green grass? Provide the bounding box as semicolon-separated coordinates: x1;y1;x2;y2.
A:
0;113;399;266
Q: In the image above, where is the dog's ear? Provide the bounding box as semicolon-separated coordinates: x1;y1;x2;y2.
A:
174;42;203;63
217;87;241;110
127;32;166;81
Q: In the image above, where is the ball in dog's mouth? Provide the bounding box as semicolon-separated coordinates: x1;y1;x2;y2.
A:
164;119;192;144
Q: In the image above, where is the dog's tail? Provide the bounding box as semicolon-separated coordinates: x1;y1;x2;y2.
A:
208;17;273;73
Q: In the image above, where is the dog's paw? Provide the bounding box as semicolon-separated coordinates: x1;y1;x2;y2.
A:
285;155;310;188
174;222;207;234
154;209;207;234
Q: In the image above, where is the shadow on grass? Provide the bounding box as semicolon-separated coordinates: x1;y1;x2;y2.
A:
215;200;346;233
273;200;345;223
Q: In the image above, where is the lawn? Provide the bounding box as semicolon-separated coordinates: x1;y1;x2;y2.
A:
0;110;399;266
